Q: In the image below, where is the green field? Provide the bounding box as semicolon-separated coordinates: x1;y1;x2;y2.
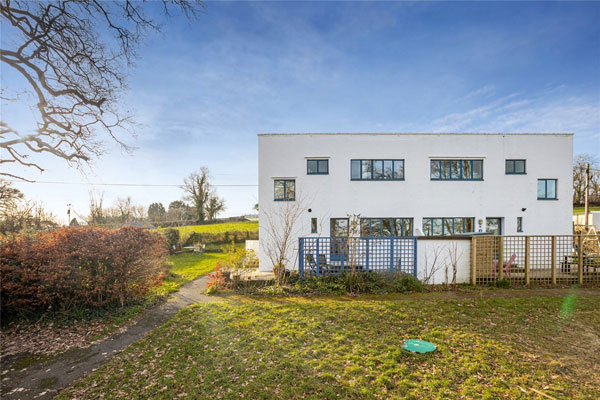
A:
573;206;600;214
60;292;600;399
159;220;258;237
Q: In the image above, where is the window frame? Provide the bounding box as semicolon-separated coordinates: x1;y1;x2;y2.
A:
430;159;483;181
311;217;318;233
351;159;405;181
505;159;527;175
359;217;414;237
537;179;558;200
422;217;476;236
307;159;329;175
517;217;523;233
273;179;296;201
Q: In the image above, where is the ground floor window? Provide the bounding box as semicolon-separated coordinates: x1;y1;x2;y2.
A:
311;218;318;233
422;217;475;236
360;217;413;237
486;218;502;235
517;217;523;232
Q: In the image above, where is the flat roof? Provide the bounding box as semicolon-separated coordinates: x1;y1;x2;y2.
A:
258;132;574;137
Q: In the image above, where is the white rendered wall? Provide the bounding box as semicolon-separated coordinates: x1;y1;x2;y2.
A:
258;133;573;272
417;239;471;284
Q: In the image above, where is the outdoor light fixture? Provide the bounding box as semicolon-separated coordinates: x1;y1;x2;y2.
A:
308;208;312;213
521;208;527;212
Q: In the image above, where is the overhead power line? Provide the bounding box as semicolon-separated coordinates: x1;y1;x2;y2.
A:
5;179;257;187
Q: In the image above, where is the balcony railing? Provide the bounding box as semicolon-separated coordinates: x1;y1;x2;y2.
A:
298;237;417;277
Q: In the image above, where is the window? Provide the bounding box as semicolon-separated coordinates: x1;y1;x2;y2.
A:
330;218;349;237
506;159;526;174
311;218;317;233
307;159;328;175
486;218;502;235
360;218;413;237
351;160;404;180
422;217;475;236
430;160;483;180
517;217;523;232
537;179;557;200
274;179;295;201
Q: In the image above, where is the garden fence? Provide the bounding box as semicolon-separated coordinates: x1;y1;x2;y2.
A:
471;234;600;285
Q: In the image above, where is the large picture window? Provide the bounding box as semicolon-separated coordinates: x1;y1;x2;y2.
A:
430;159;483;180
422;217;475;236
537;179;557;200
274;179;295;201
307;159;329;175
351;159;404;180
360;218;413;237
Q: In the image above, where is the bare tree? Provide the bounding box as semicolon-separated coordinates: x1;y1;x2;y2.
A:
167;200;194;226
205;194;226;222
421;244;444;285
1;0;203;180
345;214;363;275
183;167;212;222
88;191;105;226
573;154;599;205
445;242;464;285
263;196;305;285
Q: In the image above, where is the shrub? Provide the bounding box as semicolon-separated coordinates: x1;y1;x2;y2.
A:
0;226;168;318
163;228;180;249
496;279;510;288
183;230;258;246
206;263;227;294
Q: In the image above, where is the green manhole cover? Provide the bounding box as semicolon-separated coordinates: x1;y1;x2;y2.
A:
402;339;436;353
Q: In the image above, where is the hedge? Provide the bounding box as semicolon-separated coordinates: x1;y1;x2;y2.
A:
0;226;168;318
182;230;258;246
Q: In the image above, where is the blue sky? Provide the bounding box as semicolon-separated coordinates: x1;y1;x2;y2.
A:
3;1;599;222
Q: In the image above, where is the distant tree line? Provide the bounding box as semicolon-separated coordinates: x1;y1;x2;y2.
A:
87;167;226;227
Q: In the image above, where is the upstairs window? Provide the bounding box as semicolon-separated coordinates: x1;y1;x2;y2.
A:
506;159;526;174
537;179;557;200
430;159;483;180
422;217;475;236
274;179;295;201
307;159;329;175
351;159;404;180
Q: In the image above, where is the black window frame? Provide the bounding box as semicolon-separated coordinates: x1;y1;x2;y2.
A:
307;159;329;175
430;159;483;181
273;179;295;201
350;159;405;181
537;179;557;200
506;159;526;175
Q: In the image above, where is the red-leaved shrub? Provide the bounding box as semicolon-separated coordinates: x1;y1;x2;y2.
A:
0;226;168;317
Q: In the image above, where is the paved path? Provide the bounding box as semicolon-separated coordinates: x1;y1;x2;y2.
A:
1;275;220;400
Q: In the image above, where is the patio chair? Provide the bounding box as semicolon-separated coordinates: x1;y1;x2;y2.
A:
305;253;317;275
494;253;516;277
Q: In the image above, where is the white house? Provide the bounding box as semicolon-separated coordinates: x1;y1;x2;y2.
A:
257;133;573;276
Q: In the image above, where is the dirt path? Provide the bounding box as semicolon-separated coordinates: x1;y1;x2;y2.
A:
1;275;220;400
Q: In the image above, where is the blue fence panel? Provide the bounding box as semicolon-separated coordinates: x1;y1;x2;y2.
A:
299;237;417;277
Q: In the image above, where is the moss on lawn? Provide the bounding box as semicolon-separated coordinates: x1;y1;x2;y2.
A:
59;293;600;399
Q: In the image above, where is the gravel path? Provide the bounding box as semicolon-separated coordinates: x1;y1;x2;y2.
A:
1;275;220;400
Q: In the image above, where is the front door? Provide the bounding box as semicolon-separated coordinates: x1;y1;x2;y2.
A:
486;218;502;235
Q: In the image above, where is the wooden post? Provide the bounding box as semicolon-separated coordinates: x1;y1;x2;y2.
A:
498;236;504;280
471;236;477;285
551;236;556;285
524;236;530;285
578;234;584;284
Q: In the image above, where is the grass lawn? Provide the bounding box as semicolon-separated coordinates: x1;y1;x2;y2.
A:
59;291;600;399
160;220;258;238
153;251;226;297
573;206;600;214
